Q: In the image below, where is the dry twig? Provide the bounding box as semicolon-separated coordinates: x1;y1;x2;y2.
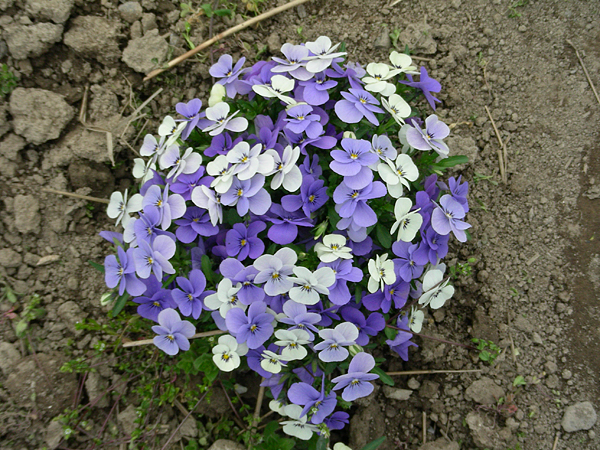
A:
144;0;313;81
567;40;600;107
122;329;225;348
484;105;508;183
42;187;110;204
386;368;482;376
422;411;427;444
552;432;560;450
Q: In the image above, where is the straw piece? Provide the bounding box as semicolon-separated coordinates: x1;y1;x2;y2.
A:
144;0;312;81
42;187;110;204
386;369;482;376
484;105;507;183
567;40;600;107
122;329;225;348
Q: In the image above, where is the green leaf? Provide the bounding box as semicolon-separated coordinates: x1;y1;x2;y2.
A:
372;367;394;386
316;435;328;450
200;3;213;17
513;375;526;387
213;8;233;17
201;255;213;285
193;353;219;382
375;223;392;249
433;155;469;168
15;320;28;336
384;326;397;340
360;436;386;450
88;260;105;273
110;293;129;317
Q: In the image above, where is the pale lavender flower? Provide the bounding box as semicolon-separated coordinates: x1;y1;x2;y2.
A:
158;145;202;182
142;185;186;230
200;102;248;136
253;247;297;296
405;114;450;156
221;175;272;216
152;308;195;355
431;194;471;242
175;98;205;140
133;235;176;280
104;246;147;296
331;352;379;401
304;36;346;73
314;322;359;362
209;54;248;97
334;89;384;126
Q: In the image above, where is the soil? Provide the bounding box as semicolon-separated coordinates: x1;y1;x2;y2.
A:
1;0;599;449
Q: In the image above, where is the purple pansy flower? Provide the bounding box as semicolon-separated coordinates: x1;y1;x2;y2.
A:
420;227;450;264
225;302;274;349
440;175;469;212
152;308;195;355
266;204;313;245
340;307;385;346
133;235;176;280
392;240;429;282
324;411;350;430
400;66;441;110
386;316;418;361
330;138;379;189
334;88;384;126
104;246;147;297
279;300;321;340
253;247;297;296
219;258;264;305
288;379;337;424
314;322;359;362
431;194;471;242
169;170;208;201
142;185;186;230
317;259;362;306
285;104;323;138
209;54;248;98
221;175;272;216
300;154;322;179
225;221;266;260
175;206;219;244
133;277;176;322
405;114;450;157
175;98;205;140
331;352;379;401
281;177;328;217
172;269;209;319
299;71;338;106
333;181;386;228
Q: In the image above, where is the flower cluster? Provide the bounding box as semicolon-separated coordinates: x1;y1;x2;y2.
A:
101;36;470;440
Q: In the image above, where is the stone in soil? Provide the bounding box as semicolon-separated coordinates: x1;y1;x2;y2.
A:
465;377;505;405
417;438;460;450
63;16;121;63
0;247;22;268
0;341;21;375
122;29;169;74
85;371;109;408
119;1;143;23
44;419;64;450
9;88;74;145
399;22;437;54
117;404;138;436
0;133;26;161
24;0;74;24
382;385;413;400
3;22;63;59
561;401;597;432
14;194;41;234
4;352;78;416
466;411;515;450
207;440;245;450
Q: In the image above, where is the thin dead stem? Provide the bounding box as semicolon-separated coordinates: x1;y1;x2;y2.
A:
144;0;313;81
122;329;225;348
386;368;482;376
42;187;110;204
567;40;600;107
484;105;508;183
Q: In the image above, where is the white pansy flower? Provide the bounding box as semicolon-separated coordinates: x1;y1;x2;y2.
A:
362;63;397;97
281;404;319;440
333;445;353;450
314;234;353;263
419;269;454;309
288;266;336;305
204;278;244;318
304;36;346;73
275;328;310;361
140;133;166;157
226;141;274;180
208;83;226;107
107;189;143;227
159;145;203;182
158;116;186;148
377;154;419;198
408;306;424;333
252;75;296;105
212;334;248;372
389;51;419;75
260;350;286;374
201;102;248;136
191;185;222;226
207;155;235;194
132;157;157;184
390;197;423;242
382;94;411;125
265;146;302;192
367;254;396;293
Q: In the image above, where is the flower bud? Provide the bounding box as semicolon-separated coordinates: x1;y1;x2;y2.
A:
348;344;364;356
313;221;328;239
100;292;115;306
208;84;226;106
343;131;356;139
